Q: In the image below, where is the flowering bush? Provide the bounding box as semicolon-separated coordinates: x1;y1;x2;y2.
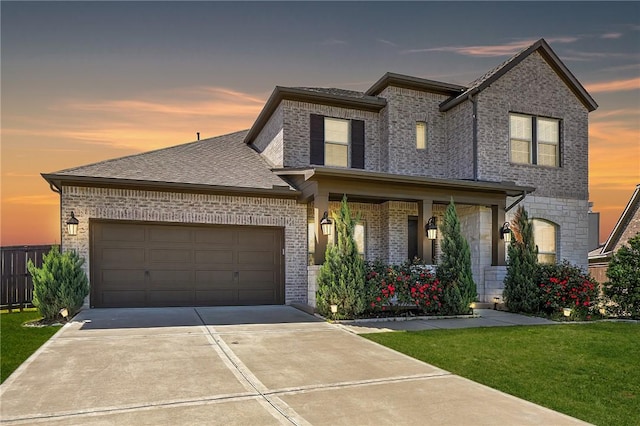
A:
365;261;443;315
537;261;598;320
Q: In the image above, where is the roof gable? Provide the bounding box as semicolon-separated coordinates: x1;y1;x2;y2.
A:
601;184;640;254
440;38;598;112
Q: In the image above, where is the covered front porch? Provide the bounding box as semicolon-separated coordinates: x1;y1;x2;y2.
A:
276;167;533;304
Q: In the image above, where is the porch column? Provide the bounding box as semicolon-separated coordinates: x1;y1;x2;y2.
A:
417;199;434;264
492;204;507;266
313;193;330;265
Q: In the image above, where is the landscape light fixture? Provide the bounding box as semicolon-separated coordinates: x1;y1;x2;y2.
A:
563;308;572;318
426;217;437;240
320;211;333;236
499;222;511;243
66;212;79;236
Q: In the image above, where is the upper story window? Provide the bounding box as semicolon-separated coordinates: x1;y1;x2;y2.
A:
324;117;350;167
532;219;557;264
310;114;365;169
416;121;427;150
510;113;560;167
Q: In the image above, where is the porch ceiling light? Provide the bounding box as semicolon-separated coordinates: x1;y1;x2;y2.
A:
66;212;79;236
426;217;437;240
320;211;333;236
499;221;511;243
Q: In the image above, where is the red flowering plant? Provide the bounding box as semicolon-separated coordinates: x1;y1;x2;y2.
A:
365;260;443;315
536;261;599;320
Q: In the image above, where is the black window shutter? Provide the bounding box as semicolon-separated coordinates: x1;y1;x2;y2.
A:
351;119;365;169
310;114;324;165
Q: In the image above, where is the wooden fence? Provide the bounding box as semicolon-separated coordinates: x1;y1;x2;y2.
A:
1;245;55;311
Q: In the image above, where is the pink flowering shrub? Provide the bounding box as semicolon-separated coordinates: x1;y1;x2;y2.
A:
366;261;443;315
537;261;598;320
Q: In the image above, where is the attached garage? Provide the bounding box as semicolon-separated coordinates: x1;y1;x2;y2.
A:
90;221;285;308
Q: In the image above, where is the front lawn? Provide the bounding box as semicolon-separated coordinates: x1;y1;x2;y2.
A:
1;310;60;383
364;322;639;426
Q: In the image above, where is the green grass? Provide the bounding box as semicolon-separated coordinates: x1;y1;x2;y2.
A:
364;322;639;426
1;310;60;383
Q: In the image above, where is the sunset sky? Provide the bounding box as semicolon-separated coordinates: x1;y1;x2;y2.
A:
2;1;639;246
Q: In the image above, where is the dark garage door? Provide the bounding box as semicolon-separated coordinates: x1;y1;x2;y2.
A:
91;221;284;308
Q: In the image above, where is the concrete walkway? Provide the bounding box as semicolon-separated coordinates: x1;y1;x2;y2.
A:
340;308;557;334
1;306;586;425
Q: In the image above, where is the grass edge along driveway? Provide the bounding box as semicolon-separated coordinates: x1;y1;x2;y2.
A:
364;322;639;426
1;310;61;383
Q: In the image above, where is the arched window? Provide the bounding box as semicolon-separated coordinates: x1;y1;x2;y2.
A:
532;219;557;264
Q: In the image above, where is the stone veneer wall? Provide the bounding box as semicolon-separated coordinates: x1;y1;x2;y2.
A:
507;195;590;269
61;186;308;304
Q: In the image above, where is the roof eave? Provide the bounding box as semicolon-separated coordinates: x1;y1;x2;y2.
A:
366;72;467;97
244;86;386;145
273;167;534;197
601;184;640;252
42;174;300;198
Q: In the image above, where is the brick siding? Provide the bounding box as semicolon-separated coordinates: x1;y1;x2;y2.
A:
61;186;308;304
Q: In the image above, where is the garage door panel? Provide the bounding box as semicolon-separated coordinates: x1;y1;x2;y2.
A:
92;222;283;308
195;229;234;245
238;250;276;265
194;250;233;265
237;230;275;247
148;291;194;307
100;248;146;264
149;248;193;263
97;225;146;242
149;227;192;243
101;290;146;307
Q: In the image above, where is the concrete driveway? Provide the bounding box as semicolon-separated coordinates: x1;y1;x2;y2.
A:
1;306;587;425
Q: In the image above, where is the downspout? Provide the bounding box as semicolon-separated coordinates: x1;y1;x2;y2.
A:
48;182;62;250
506;190;528;213
469;94;478;181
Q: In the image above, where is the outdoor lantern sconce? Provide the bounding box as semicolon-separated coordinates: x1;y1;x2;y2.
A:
426;217;437;240
499;221;511;243
66;212;79;236
320;211;333;236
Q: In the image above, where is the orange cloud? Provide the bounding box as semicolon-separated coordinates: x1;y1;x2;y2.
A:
585;77;640;93
403;37;578;56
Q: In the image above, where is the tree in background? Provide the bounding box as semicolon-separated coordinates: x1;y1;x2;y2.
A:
604;233;640;318
503;205;539;313
316;195;366;319
436;199;476;314
27;246;89;321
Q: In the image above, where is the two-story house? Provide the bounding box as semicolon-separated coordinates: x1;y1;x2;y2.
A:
43;38;597;309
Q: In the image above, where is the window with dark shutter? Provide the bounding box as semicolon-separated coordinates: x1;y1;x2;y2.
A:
310;114;325;165
351;119;365;169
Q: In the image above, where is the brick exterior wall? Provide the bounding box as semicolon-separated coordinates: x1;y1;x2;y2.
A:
60;186;308;304
282;100;382;170
252;103;284;168
445;101;475;180
476;52;589;201
614;199;640;252
377;87;450;176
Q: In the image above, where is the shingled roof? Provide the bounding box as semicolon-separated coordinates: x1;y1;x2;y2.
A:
440;38;598;112
43;130;297;196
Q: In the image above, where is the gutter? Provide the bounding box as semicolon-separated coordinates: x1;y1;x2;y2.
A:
506;191;528;212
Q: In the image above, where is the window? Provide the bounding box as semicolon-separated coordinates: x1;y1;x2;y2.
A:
324;117;349;167
533;219;557;264
510;113;560;167
416;121;427;149
327;220;366;257
310;114;365;169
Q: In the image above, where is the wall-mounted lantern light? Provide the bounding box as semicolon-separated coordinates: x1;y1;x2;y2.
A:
66;212;79;236
426;217;437;240
320;211;333;236
499;221;511;243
